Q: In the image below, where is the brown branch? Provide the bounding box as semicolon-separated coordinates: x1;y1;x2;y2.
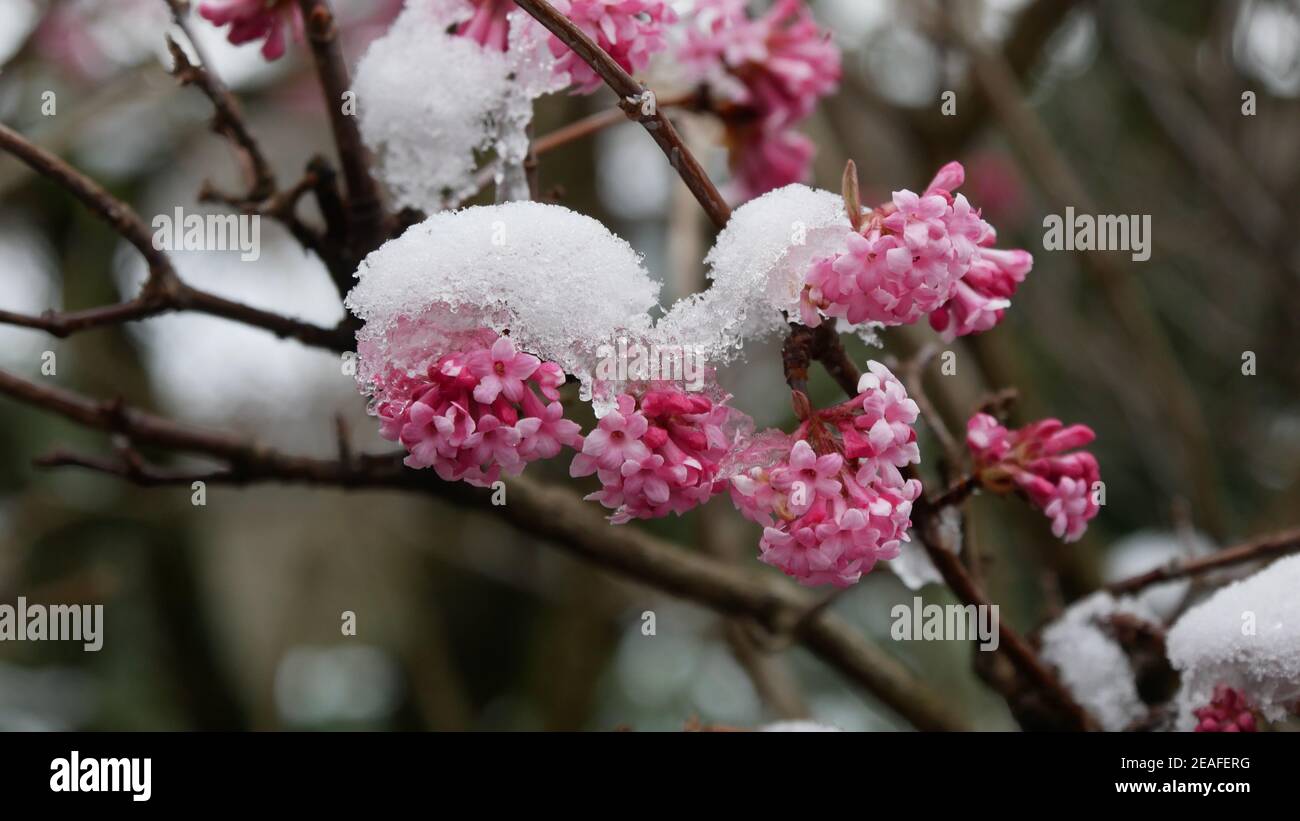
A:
912;489;1100;731
0;367;966;732
1106;527;1300;595
162;17;359;292
512;0;732;229
297;0;387;255
532;91;699;156
165;34;276;200
0;122;353;351
902;344;962;472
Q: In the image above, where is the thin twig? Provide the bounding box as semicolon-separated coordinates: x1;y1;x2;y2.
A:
297;0;387;253
512;0;731;229
902;344;962;472
0;123;352;351
165;35;276;200
1106;527;1300;595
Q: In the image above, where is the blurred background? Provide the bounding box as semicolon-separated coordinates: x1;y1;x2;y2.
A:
0;0;1298;730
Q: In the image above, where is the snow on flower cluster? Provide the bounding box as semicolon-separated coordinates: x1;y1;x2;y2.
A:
651;167;1031;368
346;201;659;408
353;1;565;211
375;330;581;485
199;0;301;61
1167;554;1300;729
1040;592;1161;732
678;0;841;199
967;412;1100;542
571;387;752;523
725;362;923;587
800;162;1032;340
654;184;852;365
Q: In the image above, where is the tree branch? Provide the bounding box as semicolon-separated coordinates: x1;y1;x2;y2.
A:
912;489;1100;731
512;0;732;229
1106;526;1300;595
297;0;387;254
0;367;966;732
0;122;353;351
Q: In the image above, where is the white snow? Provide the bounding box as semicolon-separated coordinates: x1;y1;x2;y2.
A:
1040;592;1160;731
1167;554;1300;728
352;1;563;212
652;184;857;365
346;201;660;404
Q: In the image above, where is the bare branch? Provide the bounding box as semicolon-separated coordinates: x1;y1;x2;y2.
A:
297;0;388;253
912;488;1101;731
165;35;277;201
902;344;962;473
0;367;966;731
0;123;353;351
1106;527;1300;595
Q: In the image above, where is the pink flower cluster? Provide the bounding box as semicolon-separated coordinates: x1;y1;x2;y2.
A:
1192;685;1257;733
967;413;1100;542
199;0;301;61
549;0;677;93
680;0;841;199
728;362;922;587
571;388;745;523
455;0;675;92
375;331;581;486
800;162;1032;339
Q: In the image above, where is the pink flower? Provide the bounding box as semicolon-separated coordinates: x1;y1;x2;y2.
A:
801;161;1032;336
469;336;541;404
726;361;922;587
680;0;840;198
199;0;301;61
372;327;582;487
572;387;750;523
572;395;651;472
548;0;677;94
1192;685;1258;732
769;439;842;514
967;413;1101;542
